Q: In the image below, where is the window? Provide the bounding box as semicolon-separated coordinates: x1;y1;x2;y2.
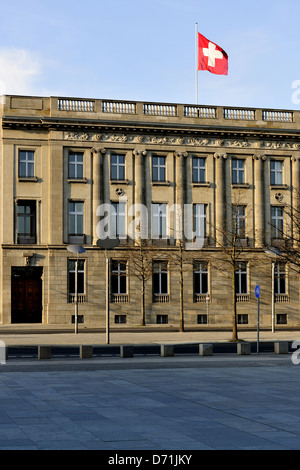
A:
193;204;207;239
152;203;167;238
17;200;36;244
111;153;125;181
19;150;34;178
69;201;84;235
235;263;248;295
271;206;284;239
232;159;245;184
192;157;206;183
233;205;246;238
152;156;166;182
153;261;168;296
111;202;127;238
68;259;85;302
238;314;248;324
270;160;283;185
274;263;287;295
69;152;84;179
111;261;127;295
276;314;287;325
156;315;168;324
197;314;208;324
194;262;209;295
115;315;127;324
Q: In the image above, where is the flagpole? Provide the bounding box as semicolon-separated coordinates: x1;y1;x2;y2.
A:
195;22;198;104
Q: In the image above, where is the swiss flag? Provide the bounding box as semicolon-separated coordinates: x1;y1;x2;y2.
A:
198;33;228;75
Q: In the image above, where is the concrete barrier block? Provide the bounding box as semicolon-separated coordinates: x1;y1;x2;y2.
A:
120;345;134;358
199;343;213;356
80;345;93;359
160;344;174;357
237;342;251;355
38;346;51;360
274;342;289;354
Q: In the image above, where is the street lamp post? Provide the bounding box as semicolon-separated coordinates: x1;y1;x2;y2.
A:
67;245;86;334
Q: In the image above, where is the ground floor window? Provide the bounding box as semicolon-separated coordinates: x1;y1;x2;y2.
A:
276;313;287;324
115;315;127;324
68;259;85;303
156;315;168;324
197;314;208;324
238;314;248;324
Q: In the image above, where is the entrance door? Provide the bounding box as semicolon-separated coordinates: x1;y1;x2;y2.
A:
11;267;43;324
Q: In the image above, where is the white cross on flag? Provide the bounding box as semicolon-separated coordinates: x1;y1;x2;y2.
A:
198;33;228;75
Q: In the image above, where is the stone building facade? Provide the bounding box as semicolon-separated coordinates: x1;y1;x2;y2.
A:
1;95;300;328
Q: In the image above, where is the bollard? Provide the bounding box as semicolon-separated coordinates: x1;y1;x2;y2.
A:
120;345;134;358
80;345;93;359
38;346;51;360
274;342;289;354
160;344;174;357
237;342;251;355
199;343;213;356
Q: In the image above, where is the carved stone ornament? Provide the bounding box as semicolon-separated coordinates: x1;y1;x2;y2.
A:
115;188;125;196
275;193;284;202
63;132;300;152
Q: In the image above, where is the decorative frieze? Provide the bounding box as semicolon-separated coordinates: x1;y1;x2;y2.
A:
64;131;300;151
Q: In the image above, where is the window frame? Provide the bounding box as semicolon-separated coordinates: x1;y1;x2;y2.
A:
153;261;168;295
69;201;84;236
16;200;37;244
68;152;84;180
19;150;35;179
152;156;166;182
193;262;209;295
192;157;206;183
193;203;207;239
111;153;126;181
232;159;245;184
235;262;248;295
111;201;127;238
271;206;284;239
111;260;128;295
68;258;86;300
270;160;283;185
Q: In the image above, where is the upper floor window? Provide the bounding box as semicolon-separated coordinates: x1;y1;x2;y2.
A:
270;160;283;185
16;200;36;244
69;152;84;179
111;153;125;181
111;202;127;238
152;203;167;238
193;204;207;238
232;159;245;184
19;151;34;178
233;205;246;238
69;201;84;236
192;157;206;183
152;156;166;182
271;206;284;239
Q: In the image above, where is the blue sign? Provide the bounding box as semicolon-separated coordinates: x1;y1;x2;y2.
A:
255;285;260;299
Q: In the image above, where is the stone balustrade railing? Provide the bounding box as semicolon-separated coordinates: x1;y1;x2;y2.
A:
2;95;299;128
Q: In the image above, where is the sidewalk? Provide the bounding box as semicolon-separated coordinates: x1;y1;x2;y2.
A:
0;325;299;346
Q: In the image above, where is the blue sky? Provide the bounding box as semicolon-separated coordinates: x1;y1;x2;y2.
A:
0;0;299;110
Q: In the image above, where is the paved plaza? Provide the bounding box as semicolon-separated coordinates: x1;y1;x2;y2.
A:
0;354;300;450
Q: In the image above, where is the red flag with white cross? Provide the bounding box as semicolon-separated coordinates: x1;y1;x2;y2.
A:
198;33;228;75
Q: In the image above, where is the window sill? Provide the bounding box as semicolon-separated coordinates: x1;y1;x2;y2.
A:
270;184;287;190
192;182;211;187
67;178;87;184
151;181;171;186
110;179;129;185
111;294;129;303
153;294;170;303
231;183;249;189
18;177;38;183
236;294;249;303
275;294;289;303
68;235;86;245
